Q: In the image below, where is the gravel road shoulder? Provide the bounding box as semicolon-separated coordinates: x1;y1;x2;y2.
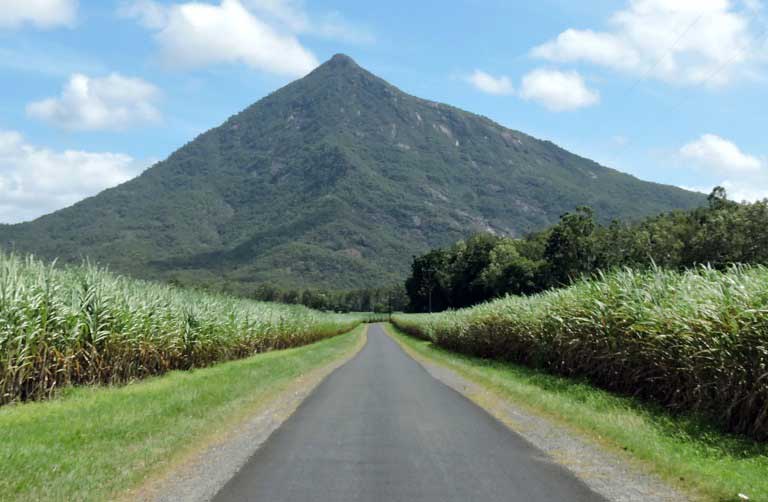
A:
125;328;368;502
388;328;691;502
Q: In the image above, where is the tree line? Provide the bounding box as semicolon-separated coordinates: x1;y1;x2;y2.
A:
253;283;409;313
405;187;768;312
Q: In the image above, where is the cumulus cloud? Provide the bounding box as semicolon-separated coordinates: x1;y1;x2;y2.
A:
26;73;161;131
232;1;375;43
0;0;77;29
684;180;768;202
679;134;768;202
123;0;316;76
519;69;600;111
0;130;148;223
241;0;309;32
680;134;762;173
532;0;761;86
119;0;168;29
466;70;515;95
120;0;373;76
716;179;768;201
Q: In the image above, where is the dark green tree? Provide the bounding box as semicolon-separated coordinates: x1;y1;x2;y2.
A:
542;206;597;287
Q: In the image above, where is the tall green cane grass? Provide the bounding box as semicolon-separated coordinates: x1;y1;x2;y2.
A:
393;266;768;440
0;252;363;404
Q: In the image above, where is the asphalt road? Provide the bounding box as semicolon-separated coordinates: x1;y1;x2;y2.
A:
213;324;605;502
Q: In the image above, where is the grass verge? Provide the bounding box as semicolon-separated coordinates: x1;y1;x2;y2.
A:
0;325;365;502
385;323;767;502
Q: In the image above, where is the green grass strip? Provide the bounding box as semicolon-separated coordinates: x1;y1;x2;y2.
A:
0;326;364;502
386;324;767;502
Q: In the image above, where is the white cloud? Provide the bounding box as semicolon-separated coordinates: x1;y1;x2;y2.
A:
533;29;640;72
241;0;309;32
680;134;762;173
120;0;372;76
532;0;761;86
27;73;161;131
124;0;317;76
684;180;768;202
0;0;77;29
679;133;768;202
0;130;148;223
466;70;515;95
237;1;375;43
519;69;600;111
119;0;168;29
717;179;768;201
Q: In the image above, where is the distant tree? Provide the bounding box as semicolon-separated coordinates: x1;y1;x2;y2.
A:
403;187;768;311
405;249;451;312
542;206;597;287
478;239;541;297
447;234;500;307
707;186;729;209
359;289;373;312
282;289;300;304
388;285;410;312
254;283;279;302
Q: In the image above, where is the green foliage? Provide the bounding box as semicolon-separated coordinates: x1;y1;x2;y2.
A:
0;55;702;291
542;206;597;287
405;187;768;311
0;327;363;501
252;283;408;313
405;249;452;312
388;324;768;501
478;239;541;298
393;266;768;440
0;252;364;404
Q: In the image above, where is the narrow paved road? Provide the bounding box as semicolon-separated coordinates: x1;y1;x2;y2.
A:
213;325;604;502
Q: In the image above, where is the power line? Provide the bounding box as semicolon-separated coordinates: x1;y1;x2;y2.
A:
601;11;768;154
665;19;768;114
593;11;709;155
624;13;706;96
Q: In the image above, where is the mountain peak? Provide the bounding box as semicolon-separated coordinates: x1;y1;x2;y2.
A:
300;53;382;95
325;53;359;69
329;53;357;65
0;54;705;291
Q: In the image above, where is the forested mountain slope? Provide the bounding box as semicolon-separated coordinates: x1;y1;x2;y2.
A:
0;54;703;291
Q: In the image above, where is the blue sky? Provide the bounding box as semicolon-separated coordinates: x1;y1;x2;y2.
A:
1;0;767;223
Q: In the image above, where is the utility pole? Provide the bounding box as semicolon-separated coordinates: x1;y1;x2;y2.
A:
417;262;437;314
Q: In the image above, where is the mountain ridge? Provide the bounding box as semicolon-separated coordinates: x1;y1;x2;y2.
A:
0;54;704;292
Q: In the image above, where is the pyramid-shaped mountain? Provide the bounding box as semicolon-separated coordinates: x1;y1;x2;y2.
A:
0;54;703;291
